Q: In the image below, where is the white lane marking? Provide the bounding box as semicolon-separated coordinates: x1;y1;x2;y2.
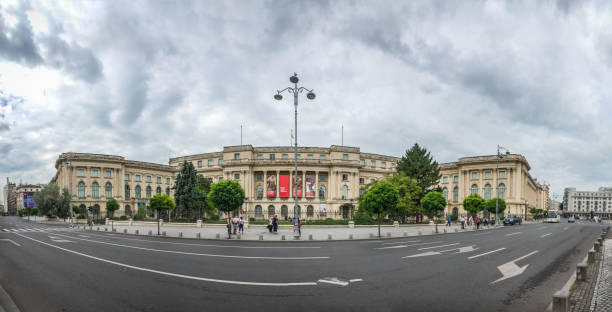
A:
2;229;9;232
403;245;477;258
317;278;348;286
14;233;317;287
0;239;21;246
74;231;321;249
467;248;506;259
505;232;521;237
563;227;568;230
418;243;459;250
50;233;328;260
349;279;363;283
490;250;538;284
48;236;73;243
381;240;420;245
540;233;552;238
375;241;444;250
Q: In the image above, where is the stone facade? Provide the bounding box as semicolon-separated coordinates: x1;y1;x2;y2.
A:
15;184;43;210
437;154;549;219
563;187;612;218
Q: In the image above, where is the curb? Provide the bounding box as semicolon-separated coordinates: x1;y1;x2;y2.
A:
0;283;20;312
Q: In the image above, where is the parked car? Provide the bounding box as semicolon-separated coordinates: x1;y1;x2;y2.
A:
503;214;522;226
568;216;575;223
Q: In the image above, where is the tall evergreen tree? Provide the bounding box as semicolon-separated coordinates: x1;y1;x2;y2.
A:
396;143;441;206
196;175;213;218
172;161;199;219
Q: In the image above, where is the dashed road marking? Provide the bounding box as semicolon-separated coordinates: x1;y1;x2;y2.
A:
375;241;444;250
540;233;552;238
418;243;458;250
505;232;521;237
467;248;506;260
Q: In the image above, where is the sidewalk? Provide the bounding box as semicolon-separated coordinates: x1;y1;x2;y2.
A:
591;235;611;311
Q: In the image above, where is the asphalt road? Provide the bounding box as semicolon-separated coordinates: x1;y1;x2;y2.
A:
0;216;606;312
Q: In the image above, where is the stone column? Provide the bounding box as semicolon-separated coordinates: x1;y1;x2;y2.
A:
276;170;280;198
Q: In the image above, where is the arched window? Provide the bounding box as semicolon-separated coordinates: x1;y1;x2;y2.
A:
307;205;314;217
125;185;130;199
453;187;459;202
135;185;141;199
452;207;458;218
256;185;263;199
92;182;99;198
442;187;448;200
146;186;152;199
268;205;275;216
319;186;326;200
281;205;288;217
156;186;161;195
255;205;263;216
79;204;87;215
78;182;85;198
166;187;170;196
484;184;492;200
125;205;132;217
498;183;506;199
341;185;349;200
471;184;478;195
93;204;100;218
105;182;112;198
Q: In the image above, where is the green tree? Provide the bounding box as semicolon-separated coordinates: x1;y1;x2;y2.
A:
33;184;61;216
207;180;245;236
196;175;213;219
31;207;39;216
360;180;400;237
422;191;447;233
396;143;441;207
72;205;80;215
150;194;176;235
485;198;506;218
463;193;485;218
57;188;71;220
387;173;422;222
172;161;199;219
106;198;120;218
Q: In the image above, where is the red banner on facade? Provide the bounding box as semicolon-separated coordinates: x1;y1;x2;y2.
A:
279;174;290;198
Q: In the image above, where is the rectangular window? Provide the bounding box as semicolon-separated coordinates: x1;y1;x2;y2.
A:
485;171;491;179
91;169;99;177
381;162;386;168
257;154;263;160
269;154;275;160
371;160;376;168
443;176;448;183
319;173;327;182
360;159;365;166
343;154;349;160
234;153;240;160
197;160;202;168
282;154;288;160
105;170;111;178
234;173;240;180
472;172;478;179
135;175;141;182
77;168;85;177
218;159;224;165
454;176;459;182
256;173;263;181
297;154;301;159
146;176;151;182
157;177;161;183
320;155;326;160
166;178;171;184
359;177;364;184
370;178;375;183
499;171;506;178
124;174;130;181
307;154;313;160
342;174;349;181
208;159;213;166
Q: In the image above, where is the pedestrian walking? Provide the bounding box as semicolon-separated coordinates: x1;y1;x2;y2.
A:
232;216;239;234
273;215;278;233
268;217;273;233
239;217;244;234
460;216;465;229
469;216;474;228
446;215;451;227
476;217;481;230
483;218;488;227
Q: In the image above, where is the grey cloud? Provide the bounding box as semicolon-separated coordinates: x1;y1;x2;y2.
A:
42;36;103;83
0;2;43;65
0;121;9;131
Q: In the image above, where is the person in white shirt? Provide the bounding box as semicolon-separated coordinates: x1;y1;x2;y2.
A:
232;216;239;234
459;216;465;229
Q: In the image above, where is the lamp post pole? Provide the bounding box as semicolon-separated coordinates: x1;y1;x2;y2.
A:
496;145;509;225
274;73;316;238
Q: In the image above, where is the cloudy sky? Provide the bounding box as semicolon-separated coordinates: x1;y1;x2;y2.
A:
1;0;611;200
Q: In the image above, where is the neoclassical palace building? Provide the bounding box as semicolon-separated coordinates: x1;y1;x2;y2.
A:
437;154;549;219
50;146;548;220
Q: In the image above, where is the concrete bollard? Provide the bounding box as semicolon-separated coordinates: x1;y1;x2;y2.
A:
178;232;183;238
162;231;166;236
281;235;286;241
328;234;332;240
105;228;108;231
216;233;220;239
135;230;139;235
197;219;202;228
309;234;313;240
432;230;435;234
148;230;152;235
455;228;458;232
123;229;127;234
293;235;299;240
112;228;116;232
386;232;391;238
348;221;355;228
237;234;241;240
594;242;601;253
576;262;588;281
259;235;263;240
393;221;399;228
196;233;201;239
403;232;408;237
443;229;447;233
552;290;569;312
598;238;603;246
349;234;353;240
97;227;100;231
418;231;422;236
369;233;374;238
588;249;595;264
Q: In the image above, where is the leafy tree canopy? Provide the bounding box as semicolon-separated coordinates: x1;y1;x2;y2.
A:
387;173;422;221
422;191;447;218
485;198;506;215
207;180;245;221
33;184;70;218
396;143;441;205
462;193;485;216
106;198;120;217
361;180;399;237
150;194;176;215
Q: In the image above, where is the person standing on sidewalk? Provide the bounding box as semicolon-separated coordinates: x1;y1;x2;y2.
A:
239;217;244;234
446;215;451;227
273;215;278;233
476;216;481;230
268;217;273;233
460;216;465;229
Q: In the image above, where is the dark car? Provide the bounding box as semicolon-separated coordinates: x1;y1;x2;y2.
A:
503;214;522;225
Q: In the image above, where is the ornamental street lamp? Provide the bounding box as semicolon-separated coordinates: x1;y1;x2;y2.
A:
274;73;316;238
496;145;510;225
